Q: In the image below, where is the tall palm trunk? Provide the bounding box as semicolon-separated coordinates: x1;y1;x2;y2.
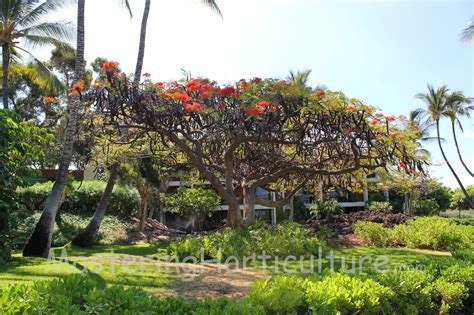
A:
23;0;86;257
72;162;120;247
134;0;151;86
451;120;473;177
436;121;473;209
2;43;9;109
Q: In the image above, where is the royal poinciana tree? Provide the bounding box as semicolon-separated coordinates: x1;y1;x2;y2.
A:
85;66;422;228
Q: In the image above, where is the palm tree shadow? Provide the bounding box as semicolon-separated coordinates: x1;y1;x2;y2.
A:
62;259;106;289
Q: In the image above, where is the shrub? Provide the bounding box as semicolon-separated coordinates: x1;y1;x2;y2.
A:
0;275;264;314
168;222;326;261
354;221;392;246
392;217;474;251
293;199;311;222
412;198;439;216
16;180;140;217
368;201;393;212
309;199;343;220
247;275;307;314
451;248;474;263
9;212;133;248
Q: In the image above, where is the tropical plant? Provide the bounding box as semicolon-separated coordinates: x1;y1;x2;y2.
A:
461;19;474;42
415;85;473;209
22;0;85;258
443;91;473;177
0;0;74;109
286;69;312;88
309;199;343;220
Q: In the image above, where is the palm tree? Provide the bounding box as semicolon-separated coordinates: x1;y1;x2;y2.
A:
444;92;474;177
23;0;85;258
461;19;474;42
133;0;222;85
0;0;74;109
286;69;312;88
416;85;473;209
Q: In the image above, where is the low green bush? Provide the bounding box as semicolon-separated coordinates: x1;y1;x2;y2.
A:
0;274;264;314
9;212;133;248
354;216;474;251
248;260;474;314
16;180;140;217
451;248;474;263
368;201;393;212
353;221;392;246
168;222;326;261
309;199;343;220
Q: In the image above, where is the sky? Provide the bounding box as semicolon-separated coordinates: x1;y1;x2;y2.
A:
34;0;473;188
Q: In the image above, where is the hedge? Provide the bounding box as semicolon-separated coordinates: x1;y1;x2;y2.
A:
16;180;140;217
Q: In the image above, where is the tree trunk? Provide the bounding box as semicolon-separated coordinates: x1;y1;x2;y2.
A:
2;43;10;109
403;191;412;215
134;0;151;86
436;121;473;209
289;196;294;222
242;186;256;225
451;120;473;177
71;162;120;247
226;198;243;228
22;0;86;257
138;181;149;231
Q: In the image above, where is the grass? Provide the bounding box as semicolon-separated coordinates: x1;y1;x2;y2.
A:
0;243;453;297
439;209;474;218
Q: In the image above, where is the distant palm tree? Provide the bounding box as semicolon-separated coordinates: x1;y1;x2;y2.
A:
286;69;312;88
416;85;473;209
407;109;437;159
444;91;474;177
461;20;474;42
133;0;222;86
0;0;74;109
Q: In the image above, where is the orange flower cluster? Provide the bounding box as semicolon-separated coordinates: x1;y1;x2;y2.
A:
316;90;325;97
346;104;357;112
247;107;264;116
142;72;151;78
184;102;203;112
102;61;117;70
43;96;56;103
386;115;396;122
72;80;85;95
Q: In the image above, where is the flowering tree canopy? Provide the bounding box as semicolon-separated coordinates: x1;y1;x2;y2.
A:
83;63;423;227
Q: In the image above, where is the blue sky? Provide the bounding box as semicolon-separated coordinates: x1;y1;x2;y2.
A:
39;0;473;188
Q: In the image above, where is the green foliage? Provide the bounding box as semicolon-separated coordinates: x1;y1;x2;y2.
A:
412;198;439;215
9;212;133;248
16;180;140;217
168;222;326;261
0;274;264;314
354;221;392;246
451;248;474;263
292;198;311;222
451;185;474;210
309;199;343;220
368;201;393;212
247;275;307;314
248;260;474;314
163;186;221;218
355;216;474;251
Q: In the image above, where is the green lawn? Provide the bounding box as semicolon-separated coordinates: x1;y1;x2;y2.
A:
0;243;453;298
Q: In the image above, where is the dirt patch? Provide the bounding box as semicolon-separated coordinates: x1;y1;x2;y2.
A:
127;218;186;243
173;264;269;299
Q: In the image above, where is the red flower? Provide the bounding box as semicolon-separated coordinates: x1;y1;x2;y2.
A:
72;80;84;95
252;77;262;83
202;92;211;99
142;72;151;78
219;86;236;96
43;96;56;103
346;105;357;112
316;90;325;97
389;133;398;138
370;120;379;126
102;61;116;70
186;79;201;91
386;115;395;122
375;113;384;118
174;92;192;102
269;106;277;113
398;160;408;169
184;102;203;112
247;107;264;117
154;82;165;88
257;101;270;107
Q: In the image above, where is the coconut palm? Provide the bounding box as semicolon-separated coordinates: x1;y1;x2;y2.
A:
444;91;474;177
461;20;474;42
416;85;473;209
286;69;312;88
0;0;74;109
133;0;222;85
22;0;85;257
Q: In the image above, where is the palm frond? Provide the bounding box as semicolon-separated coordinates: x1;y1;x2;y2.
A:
461;23;474;42
199;0;223;18
15;45;65;92
20;34;71;50
21;22;76;43
20;0;74;28
119;0;133;18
